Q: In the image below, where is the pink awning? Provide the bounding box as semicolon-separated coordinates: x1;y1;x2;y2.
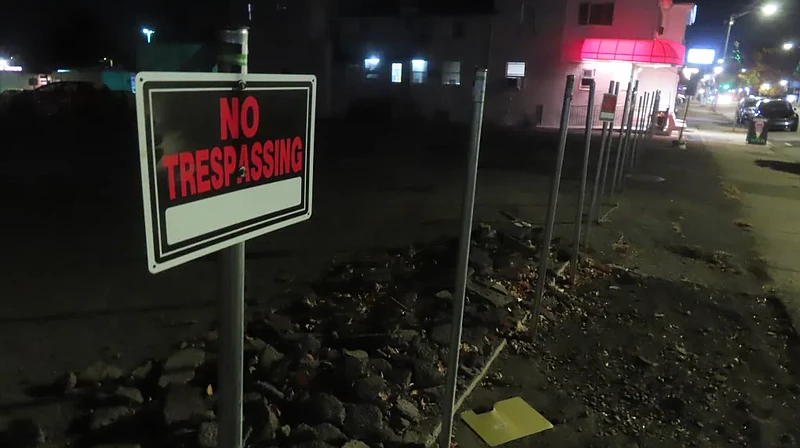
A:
580;38;685;66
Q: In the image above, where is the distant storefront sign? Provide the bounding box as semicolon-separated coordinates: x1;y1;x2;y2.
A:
686;49;716;65
599;94;617;122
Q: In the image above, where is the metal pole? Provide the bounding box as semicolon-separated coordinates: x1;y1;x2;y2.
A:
531;75;575;339
610;78;637;202
616;88;637;193
630;93;646;171
599;82;620;206
722;16;734;73
439;68;487;448
645;91;656;139
636;92;650;165
586;80;615;244
714;16;734;115
570;79;596;283
623;93;642;174
678;97;690;142
218;26;248;448
649;90;661;139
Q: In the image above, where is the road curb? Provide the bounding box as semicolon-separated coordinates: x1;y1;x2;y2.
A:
423;338;508;447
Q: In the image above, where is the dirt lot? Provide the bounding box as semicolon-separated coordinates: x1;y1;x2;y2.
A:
1;113;798;448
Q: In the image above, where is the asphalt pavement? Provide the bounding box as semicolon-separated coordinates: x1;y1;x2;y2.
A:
682;101;800;332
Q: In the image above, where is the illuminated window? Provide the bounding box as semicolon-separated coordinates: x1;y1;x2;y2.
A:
391;63;403;83
411;59;428;84
364;57;380;80
506;62;526;78
578;2;615;26
442;61;461;85
579;68;595;90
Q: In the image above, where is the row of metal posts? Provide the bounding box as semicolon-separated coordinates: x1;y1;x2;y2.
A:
438;69;664;448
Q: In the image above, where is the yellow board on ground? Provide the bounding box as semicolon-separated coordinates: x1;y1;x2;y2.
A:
461;397;553;447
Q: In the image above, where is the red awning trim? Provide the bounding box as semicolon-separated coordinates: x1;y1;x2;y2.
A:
580;38;685;66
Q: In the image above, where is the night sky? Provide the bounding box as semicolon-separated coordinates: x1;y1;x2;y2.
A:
2;0;800;71
687;0;800;68
0;0;225;71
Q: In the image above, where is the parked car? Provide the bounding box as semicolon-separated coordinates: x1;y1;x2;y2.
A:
753;99;799;131
735;96;761;123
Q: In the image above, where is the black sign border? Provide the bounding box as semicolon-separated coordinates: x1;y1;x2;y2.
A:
140;78;314;267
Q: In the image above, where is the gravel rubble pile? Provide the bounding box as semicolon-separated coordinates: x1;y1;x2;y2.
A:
3;216;608;448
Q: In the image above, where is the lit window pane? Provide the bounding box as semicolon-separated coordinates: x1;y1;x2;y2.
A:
391;63;403;83
411;59;428;84
442;61;461;85
506;62;526;78
364;57;380;80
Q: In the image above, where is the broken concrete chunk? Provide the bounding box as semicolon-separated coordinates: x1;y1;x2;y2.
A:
314;423;346;443
310;393;346;426
342;441;370;448
259;344;285;373
159;348;205;388
130;361;153;381
434;290;453;300
467;280;514;307
90;406;134;431
114;386;144;405
344;404;384;439
354;376;388;404
79;361;125;384
55;371;77;394
163;385;208;426
394;398;421;422
413;361;445;389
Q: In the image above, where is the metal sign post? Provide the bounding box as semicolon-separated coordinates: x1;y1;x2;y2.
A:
531;75;575;339
134;27;317;448
440;68;488;448
611;80;637;202
586;81;616;245
219;26;248;448
570;78;596;283
598;82;620;206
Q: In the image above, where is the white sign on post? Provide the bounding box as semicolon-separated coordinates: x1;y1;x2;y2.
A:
135;72;316;273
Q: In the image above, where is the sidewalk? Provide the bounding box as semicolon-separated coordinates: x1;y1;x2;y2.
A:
685;106;800;331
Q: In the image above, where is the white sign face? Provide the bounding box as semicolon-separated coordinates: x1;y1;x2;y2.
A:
686;49;716;65
135;72;316;273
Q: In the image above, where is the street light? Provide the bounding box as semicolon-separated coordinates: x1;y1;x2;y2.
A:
722;3;779;64
741;68;748;73
783;42;795;50
762;3;779;15
762;82;772;91
714;66;724;74
142;27;155;43
780;79;789;86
